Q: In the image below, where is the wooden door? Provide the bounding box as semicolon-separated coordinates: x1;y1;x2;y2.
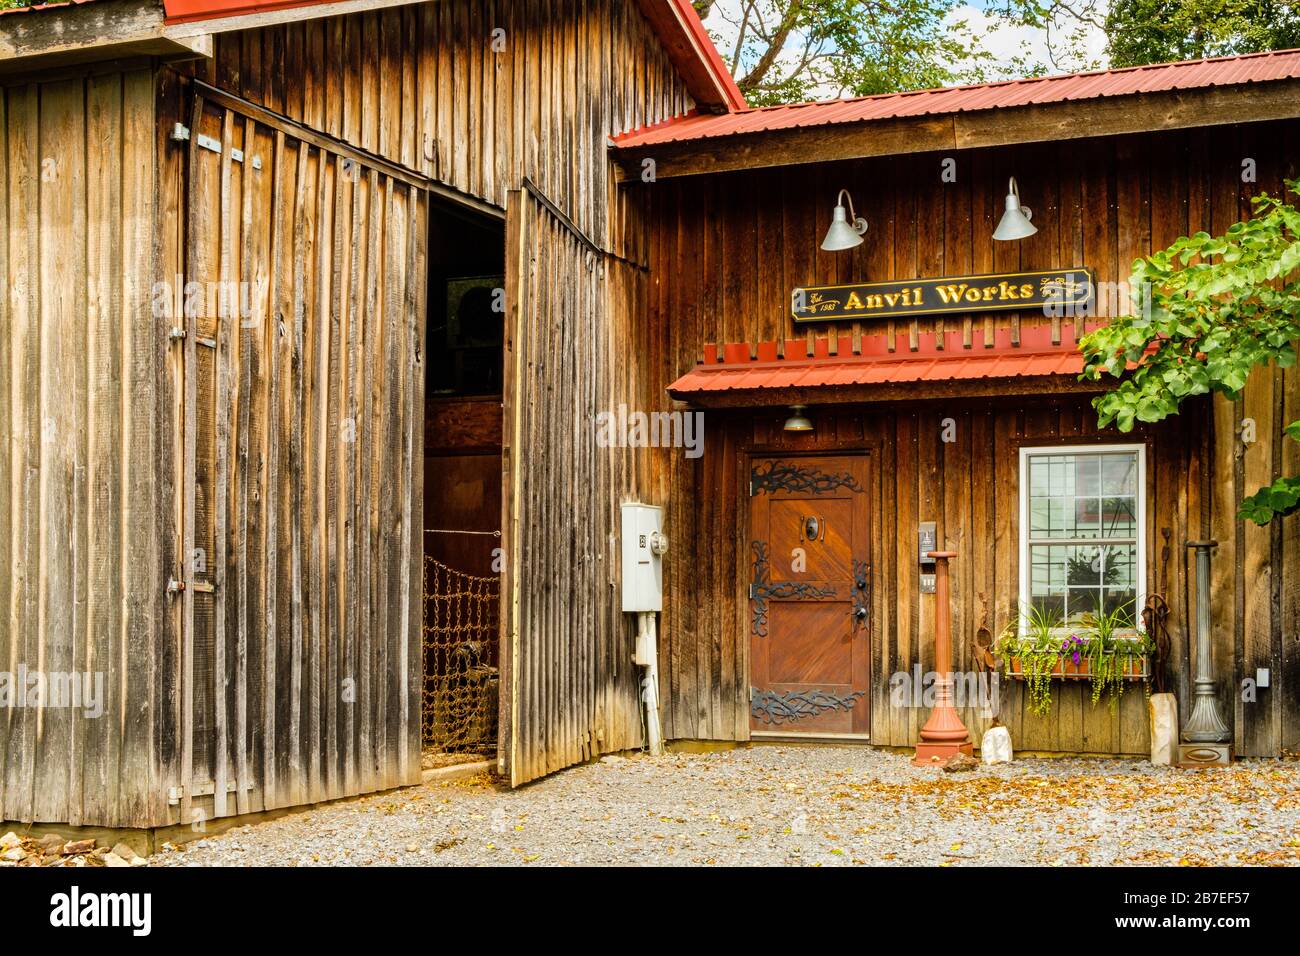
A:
499;188;648;786
748;456;871;737
179;85;427;821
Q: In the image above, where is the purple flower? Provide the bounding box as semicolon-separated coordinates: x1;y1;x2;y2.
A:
1060;633;1085;665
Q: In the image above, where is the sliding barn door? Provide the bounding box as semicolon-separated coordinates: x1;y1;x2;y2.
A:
500;189;645;786
179;88;427;821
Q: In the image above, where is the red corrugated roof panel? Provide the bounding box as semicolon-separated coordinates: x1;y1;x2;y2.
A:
613;47;1300;148
667;326;1092;397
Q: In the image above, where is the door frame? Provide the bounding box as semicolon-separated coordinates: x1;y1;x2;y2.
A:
740;443;879;742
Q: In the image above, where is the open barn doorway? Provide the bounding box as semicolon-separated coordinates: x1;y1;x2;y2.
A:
421;198;505;770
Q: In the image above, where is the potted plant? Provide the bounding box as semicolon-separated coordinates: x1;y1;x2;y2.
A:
996;604;1062;717
1080;602;1154;711
995;601;1155;717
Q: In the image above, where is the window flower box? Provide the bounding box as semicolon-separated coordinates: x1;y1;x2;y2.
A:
1004;651;1148;681
994;605;1155;716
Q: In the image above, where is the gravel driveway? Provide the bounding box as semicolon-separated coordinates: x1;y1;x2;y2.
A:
152;747;1300;866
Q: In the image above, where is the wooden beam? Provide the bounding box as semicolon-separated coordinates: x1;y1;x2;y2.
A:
614;78;1300;181
0;0;212;75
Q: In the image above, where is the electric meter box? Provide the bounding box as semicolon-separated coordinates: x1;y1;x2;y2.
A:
621;503;667;613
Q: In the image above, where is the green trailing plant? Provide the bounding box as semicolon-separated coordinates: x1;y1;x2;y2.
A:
995;604;1063;717
995;602;1155;717
1079;602;1154;710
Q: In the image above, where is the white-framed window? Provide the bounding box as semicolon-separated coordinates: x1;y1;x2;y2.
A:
1018;444;1145;628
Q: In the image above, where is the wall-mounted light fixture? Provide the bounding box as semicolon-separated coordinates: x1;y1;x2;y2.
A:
783;405;813;432
820;189;868;251
993;177;1037;241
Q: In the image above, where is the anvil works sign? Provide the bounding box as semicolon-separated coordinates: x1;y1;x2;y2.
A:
791;269;1094;323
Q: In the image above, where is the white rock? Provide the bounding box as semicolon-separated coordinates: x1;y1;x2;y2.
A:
0;832;21;850
110;842;141;863
103;852;131;868
1149;692;1178;766
981;725;1013;764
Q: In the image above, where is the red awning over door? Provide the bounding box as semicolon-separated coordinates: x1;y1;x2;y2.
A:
667;326;1102;406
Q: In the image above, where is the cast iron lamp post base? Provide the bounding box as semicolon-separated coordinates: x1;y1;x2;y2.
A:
1177;541;1233;768
912;551;972;766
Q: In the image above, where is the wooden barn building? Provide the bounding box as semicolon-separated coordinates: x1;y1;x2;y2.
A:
1;0;1297;835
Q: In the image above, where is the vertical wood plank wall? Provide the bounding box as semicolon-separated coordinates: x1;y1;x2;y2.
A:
178;0;689;263
176;95;428;821
0;70;165;827
1;1;691;825
638;123;1300;757
502;190;652;785
152;0;693;801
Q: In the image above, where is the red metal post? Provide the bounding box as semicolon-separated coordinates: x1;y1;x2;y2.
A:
912;550;973;765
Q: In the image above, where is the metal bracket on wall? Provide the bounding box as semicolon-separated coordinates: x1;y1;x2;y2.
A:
167;780;253;806
194;132;262;169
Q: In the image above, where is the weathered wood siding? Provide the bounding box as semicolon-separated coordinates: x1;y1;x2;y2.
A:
0;69;165;827
638;122;1300;756
170;90;427;823
181;0;688;259
156;0;693;793
501;189;654;785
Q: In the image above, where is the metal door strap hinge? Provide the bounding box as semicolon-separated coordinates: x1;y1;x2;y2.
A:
196;336;217;349
190;579;216;594
168;781;249;805
195;133;261;168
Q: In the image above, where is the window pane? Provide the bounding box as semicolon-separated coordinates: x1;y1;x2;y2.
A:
1073;455;1100;496
1100;496;1136;537
1065;547;1101;586
1029;542;1138;625
1027;451;1139;541
1101;453;1138;496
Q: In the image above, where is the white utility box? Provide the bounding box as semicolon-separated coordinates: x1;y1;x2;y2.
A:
620;503;667;613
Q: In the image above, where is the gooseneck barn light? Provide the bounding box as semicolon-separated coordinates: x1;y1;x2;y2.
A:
783;405;814;432
820;189;868;251
993;176;1037;241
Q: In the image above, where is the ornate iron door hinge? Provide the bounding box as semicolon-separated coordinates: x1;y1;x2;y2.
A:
750;687;867;726
749;541;835;637
750;460;865;496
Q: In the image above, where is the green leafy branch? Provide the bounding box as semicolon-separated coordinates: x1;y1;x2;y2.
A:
1080;180;1300;525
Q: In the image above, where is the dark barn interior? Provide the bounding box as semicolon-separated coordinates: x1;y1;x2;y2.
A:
421;203;505;754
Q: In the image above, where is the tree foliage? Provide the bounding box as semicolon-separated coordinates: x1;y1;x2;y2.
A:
693;0;994;105
995;0;1300;73
1080;182;1300;525
1105;0;1300;67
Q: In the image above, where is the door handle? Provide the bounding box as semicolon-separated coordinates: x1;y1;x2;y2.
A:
853;606;868;621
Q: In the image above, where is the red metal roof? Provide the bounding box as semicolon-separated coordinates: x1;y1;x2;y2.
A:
668;326;1091;398
633;0;745;112
614;47;1300;148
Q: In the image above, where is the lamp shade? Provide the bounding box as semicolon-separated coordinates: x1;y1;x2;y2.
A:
783;405;813;432
993;177;1037;241
821;192;867;251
